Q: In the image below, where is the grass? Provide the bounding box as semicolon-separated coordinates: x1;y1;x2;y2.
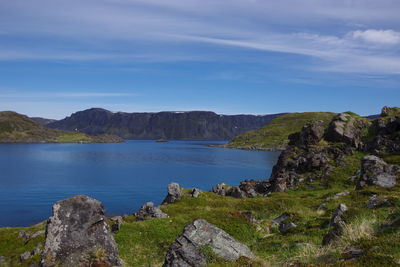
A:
227;112;336;150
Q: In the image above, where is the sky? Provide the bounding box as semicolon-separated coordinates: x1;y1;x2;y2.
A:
0;0;399;119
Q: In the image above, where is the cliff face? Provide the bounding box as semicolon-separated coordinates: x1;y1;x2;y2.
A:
48;108;284;140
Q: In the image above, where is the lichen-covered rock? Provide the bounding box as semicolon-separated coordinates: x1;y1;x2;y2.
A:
289;120;325;147
365;111;400;153
325;113;369;148
357;155;400;189
190;188;202;198
162;183;182;204
322;204;348;246
163;219;254;267
110;216;123;233
41;195;121;267
20;251;31;262
135;202;168;221
365;195;393;209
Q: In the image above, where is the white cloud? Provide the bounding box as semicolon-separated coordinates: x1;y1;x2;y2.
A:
0;92;140;98
349;29;400;45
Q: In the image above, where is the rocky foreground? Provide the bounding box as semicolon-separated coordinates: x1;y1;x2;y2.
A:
0;106;399;266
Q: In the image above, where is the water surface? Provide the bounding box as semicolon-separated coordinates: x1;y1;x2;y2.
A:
0;140;280;226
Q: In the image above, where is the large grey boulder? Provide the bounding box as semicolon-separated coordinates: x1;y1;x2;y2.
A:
162;183;182;204
357;155;400;189
135;202;168;221
289;120;325;147
41;195;121;267
325;113;369;148
163;219;254;267
322;204;348;246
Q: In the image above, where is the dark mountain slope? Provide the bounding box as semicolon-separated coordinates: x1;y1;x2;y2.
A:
48;108;285;140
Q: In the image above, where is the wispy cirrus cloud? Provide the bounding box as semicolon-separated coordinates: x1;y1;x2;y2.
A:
0;0;399;75
0;92;140;98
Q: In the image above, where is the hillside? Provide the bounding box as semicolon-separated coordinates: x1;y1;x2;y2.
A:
1;107;399;266
0;111;123;143
48;108;285;140
227;112;336;150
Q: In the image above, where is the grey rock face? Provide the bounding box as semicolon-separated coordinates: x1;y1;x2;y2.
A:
135;202;168;221
41;195;121;267
162;183;182;204
190;188;202;198
325;113;369;148
289;120;325;147
163;219;254;267
322;204;348;246
357;155;400;189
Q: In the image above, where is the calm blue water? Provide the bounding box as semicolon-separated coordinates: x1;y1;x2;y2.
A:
0;140;280;227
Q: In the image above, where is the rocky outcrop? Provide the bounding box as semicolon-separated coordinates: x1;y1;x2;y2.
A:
163;219;254;267
110;216;123;233
41;195;121;267
322;204;348;246
357;155;400;189
365;195;393;209
190;188;202;198
135;202;168;221
162;183;182;204
211;180;271;198
288;120;325;147
325;113;369;148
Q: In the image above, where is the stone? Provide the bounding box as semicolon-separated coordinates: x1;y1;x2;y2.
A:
357;155;400;189
343;248;363;259
279;222;297;233
211;183;228;196
365;195;393;209
322;204;348;246
0;256;7;266
272;213;291;226
111;216;123;233
190;188;202;198
41;195;121;267
162;183;182;204
163;219;254;267
289;120;325;147
30;230;45;240
135;202;168;221
325;113;369;148
19;230;30;242
20;251;31;262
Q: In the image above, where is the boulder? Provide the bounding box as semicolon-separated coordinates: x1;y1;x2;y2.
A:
322;204;348;246
110;216;123;233
365;195;393;209
325;113;369;148
272;213;291;226
289;120;325;147
162;183;182;204
211;183;229;196
0;256;6;266
190;188;202;198
163;219;254;267
279;222;297;233
19;230;30;242
41;195;121;267
357;155;400;189
20;251;31;262
135;202;168;221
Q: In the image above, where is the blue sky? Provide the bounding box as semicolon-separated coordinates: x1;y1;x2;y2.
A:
0;0;399;119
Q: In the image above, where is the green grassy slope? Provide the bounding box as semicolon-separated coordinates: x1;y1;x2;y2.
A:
0;111;123;143
227;112;336;150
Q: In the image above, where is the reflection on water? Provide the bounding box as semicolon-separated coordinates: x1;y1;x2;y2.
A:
0;140;280;226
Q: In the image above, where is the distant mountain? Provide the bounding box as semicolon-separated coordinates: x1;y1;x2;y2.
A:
48;108;285;140
0;111;123;143
226;112;337;150
30;117;57;126
365;114;380;119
